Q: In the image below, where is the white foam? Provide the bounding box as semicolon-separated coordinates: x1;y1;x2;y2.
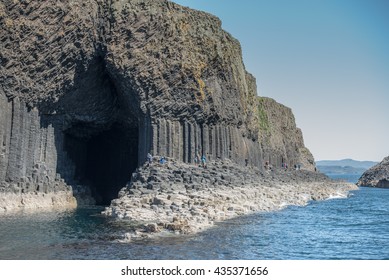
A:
327;193;347;200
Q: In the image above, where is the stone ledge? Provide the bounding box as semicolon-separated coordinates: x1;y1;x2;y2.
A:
0;191;77;214
102;160;358;241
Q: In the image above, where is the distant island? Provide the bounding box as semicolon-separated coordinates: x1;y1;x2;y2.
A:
316;159;378;175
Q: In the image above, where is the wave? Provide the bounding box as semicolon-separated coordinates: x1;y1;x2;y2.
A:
326;193;348;200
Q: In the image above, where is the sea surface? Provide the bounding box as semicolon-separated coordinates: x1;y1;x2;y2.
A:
0;174;388;260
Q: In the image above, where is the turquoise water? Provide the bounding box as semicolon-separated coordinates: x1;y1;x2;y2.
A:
0;174;388;259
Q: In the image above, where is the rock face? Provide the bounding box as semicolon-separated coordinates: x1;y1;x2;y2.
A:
357;156;389;188
0;0;314;208
103;159;357;237
257;97;315;171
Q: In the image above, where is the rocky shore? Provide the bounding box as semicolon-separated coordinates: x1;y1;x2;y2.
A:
102;159;358;241
0;190;77;214
0;0;357;236
1;0;328;222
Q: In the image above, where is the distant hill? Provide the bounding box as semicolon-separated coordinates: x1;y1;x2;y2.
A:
316;165;367;175
316;159;378;175
316;159;378;169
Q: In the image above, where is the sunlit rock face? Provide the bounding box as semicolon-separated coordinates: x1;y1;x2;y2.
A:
358;157;389;188
0;0;314;205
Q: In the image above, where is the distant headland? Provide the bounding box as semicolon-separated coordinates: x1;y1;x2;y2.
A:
316;159;378;175
357;156;389;188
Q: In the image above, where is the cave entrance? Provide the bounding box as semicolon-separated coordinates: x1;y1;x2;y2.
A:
85;123;138;205
59;55;143;205
64;122;138;206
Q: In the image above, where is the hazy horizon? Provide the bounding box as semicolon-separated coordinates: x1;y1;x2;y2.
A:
172;0;389;162
316;158;379;162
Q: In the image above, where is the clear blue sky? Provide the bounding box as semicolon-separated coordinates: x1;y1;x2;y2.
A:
171;0;389;162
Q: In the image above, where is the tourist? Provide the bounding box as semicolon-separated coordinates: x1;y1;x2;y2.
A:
194;152;200;166
147;153;153;166
201;154;207;168
159;156;166;165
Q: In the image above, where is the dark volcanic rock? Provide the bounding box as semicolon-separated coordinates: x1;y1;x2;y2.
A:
357;156;389;188
0;0;315;207
103;159;357;236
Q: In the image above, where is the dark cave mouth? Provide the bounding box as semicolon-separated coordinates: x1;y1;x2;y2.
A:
58;55;143;205
64;122;139;205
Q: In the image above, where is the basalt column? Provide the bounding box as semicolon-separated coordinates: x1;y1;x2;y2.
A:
0;55;147;205
0;0;316;208
148;119;263;167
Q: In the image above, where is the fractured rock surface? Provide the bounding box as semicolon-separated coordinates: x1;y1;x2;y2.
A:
103;159;357;238
357;156;389;188
1;0;315;210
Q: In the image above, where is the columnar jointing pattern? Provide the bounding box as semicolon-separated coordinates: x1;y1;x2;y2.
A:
0;96;61;194
150;119;262;166
0;55;143;205
0;0;313;207
0;94;263;204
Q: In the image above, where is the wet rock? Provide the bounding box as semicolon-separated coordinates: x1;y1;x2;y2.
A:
102;160;358;239
145;223;160;233
0;0;323;215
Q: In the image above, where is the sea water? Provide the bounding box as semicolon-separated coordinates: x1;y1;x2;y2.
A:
0;174;388;259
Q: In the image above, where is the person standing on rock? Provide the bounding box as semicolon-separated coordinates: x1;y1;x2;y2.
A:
194;152;200;166
201;154;207;168
147;153;153;166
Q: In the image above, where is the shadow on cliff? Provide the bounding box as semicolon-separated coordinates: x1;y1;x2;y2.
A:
38;55;145;205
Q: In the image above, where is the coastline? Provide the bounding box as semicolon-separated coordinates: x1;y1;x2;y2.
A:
0;190;77;214
0;160;357;239
102;160;358;241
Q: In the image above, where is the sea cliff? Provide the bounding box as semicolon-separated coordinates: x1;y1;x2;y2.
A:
0;0;354;217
